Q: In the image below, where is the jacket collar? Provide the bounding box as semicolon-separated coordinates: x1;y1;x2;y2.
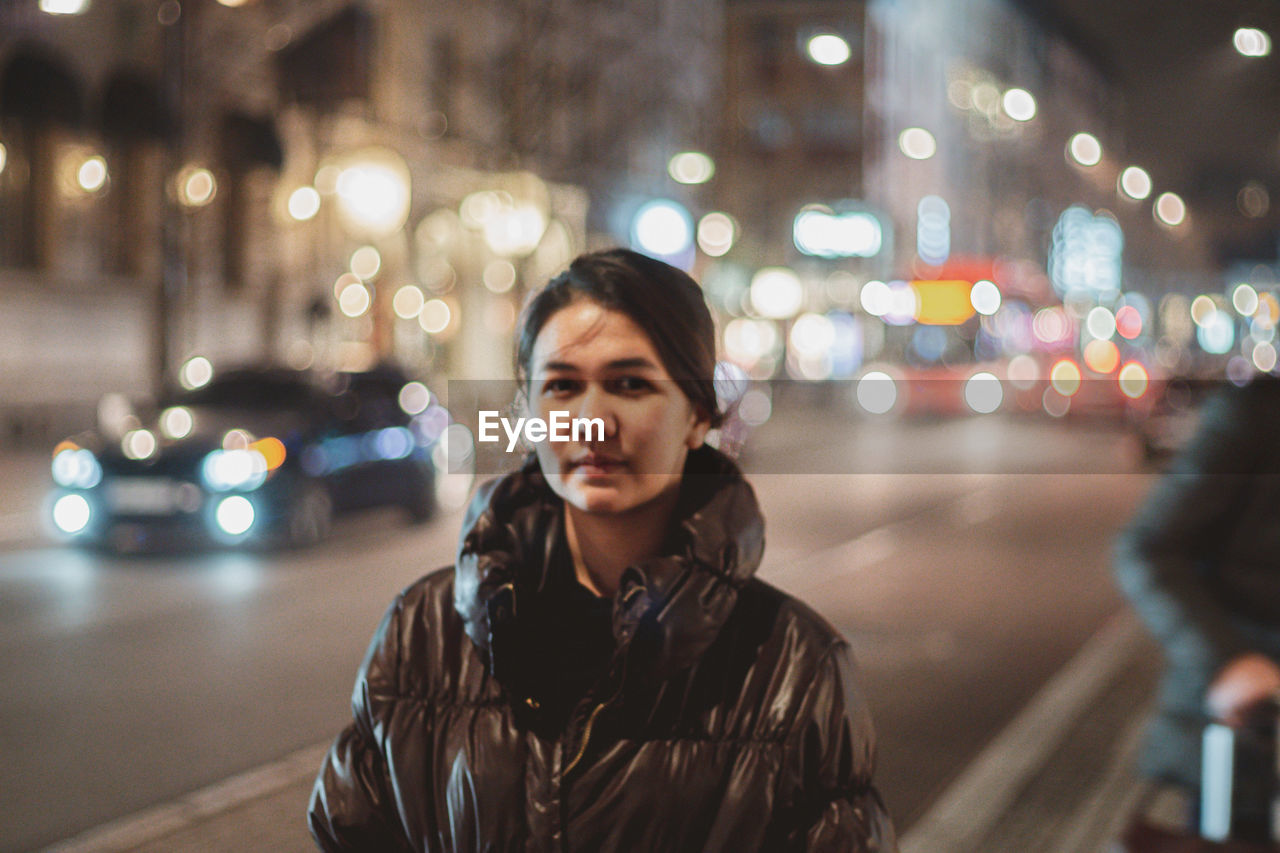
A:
453;445;765;682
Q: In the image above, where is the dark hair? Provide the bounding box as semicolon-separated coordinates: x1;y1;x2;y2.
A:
516;248;723;428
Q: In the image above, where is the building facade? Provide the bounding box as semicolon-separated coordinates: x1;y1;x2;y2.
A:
0;0;722;445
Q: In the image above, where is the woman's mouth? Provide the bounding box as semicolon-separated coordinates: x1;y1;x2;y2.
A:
571;454;626;475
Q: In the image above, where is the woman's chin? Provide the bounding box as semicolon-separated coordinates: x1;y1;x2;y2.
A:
565;484;632;515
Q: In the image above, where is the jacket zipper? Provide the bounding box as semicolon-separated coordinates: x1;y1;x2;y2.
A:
562;700;607;775
562;628;633;777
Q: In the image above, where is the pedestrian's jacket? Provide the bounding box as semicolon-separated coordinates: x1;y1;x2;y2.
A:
309;445;896;851
1114;376;1280;786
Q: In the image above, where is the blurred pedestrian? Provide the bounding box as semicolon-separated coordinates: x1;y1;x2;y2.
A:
309;248;896;851
1114;374;1280;840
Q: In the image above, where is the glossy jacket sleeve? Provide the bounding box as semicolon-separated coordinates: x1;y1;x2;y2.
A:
308;594;415;852
1113;386;1256;672
788;643;898;853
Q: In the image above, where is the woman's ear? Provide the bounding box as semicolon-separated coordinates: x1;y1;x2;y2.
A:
686;409;712;449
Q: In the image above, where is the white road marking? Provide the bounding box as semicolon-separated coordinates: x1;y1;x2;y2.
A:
1056;708;1152;853
900;609;1147;853
42;742;330;853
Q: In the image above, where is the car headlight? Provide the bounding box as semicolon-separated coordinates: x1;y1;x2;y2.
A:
214;495;255;535
52;448;102;489
52;494;92;534
201;449;269;491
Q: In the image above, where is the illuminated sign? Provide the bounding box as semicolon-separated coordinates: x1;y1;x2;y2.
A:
910;280;976;326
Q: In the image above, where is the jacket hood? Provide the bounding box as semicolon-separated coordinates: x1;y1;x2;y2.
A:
454;445;765;683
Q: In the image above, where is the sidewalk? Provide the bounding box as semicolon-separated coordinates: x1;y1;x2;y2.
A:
40;613;1167;853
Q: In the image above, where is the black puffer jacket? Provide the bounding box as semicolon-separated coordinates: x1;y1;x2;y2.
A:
309;446;896;851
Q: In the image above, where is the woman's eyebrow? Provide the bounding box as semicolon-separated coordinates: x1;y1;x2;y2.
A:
539;360;582;373
604;357;660;371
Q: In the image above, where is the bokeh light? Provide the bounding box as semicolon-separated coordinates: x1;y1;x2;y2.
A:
1007;354;1039;389
393;285;425;319
419;298;452;334
667;151;715;185
350;245;382;280
335;153;411;236
398;382;431;415
338;282;372;318
1190;295;1217;327
1115;305;1143;340
856;371;898;414
1001;88;1036;122
482;260;517;293
970;280;1001;315
1154;192;1186;227
1119;166;1152;200
1067;133;1102;167
177;166;216;207
1234;27;1271;57
40;0;89;15
1253;341;1277;372
1085;306;1116;340
1050;359;1082;396
1117;362;1149;398
860;280;892;317
806;33;852;66
215;496;255;536
1237;182;1270;218
631;199;694;257
964;372;1004;413
1197;310;1235;354
160;406;193;440
179;356;213;390
123;428;158;460
1083;339;1120;374
287;187;321;221
898;127;937;160
697;212;737;257
52;494;91;534
1232;283;1259;316
77;155;108;193
749;267;804;319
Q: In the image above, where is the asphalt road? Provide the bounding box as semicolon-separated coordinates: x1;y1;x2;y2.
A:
0;407;1156;852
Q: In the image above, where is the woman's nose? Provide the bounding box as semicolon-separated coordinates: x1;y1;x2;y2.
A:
576;385;619;440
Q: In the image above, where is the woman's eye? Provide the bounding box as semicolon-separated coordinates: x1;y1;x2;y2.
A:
611;377;652;394
542;378;579;396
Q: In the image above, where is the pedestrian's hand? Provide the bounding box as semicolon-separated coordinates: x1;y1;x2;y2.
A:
1207;652;1280;727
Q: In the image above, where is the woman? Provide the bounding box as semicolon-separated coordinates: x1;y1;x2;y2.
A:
309;248;897;851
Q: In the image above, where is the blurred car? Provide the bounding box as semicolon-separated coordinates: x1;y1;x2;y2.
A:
47;364;449;552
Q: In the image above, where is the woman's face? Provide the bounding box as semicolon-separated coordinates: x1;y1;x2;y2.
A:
526;299;710;515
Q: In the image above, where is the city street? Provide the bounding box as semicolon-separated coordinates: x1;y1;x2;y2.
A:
1;406;1162;851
